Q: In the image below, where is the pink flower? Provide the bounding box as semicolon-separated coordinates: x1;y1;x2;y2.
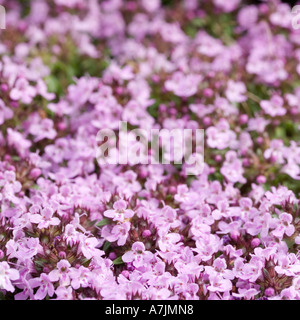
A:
103;62;134;84
174;184;197;205
157;230;181;252
205;258;234;280
122;242;153;268
207;274;232;292
212;200;230;220
270;3;291;28
0;171;22;204
165;72;202;97
149;288;171;300
102;221;131;246
194;235;220;261
55;286;73;300
48;260;72;286
48;100;73;116
70;266;91;290
7;128;32;157
225;80;247;103
10;78;36;104
272;213;295;239
104;200;134;222
238;5;258;29
206;119;237;150
160;23;187;44
29;118;57;142
36;79;55;100
0;262;19;292
191;216;211;238
220;151;246;184
264;139;285;164
260;95;286;117
29;207;60;229
232;288;260;300
282;161;300;180
29;273;55;300
79;236;103;260
275;255;300;276
247;117;270;133
0;99;13;125
240;258;264;282
0;0;300;302
141;0;160;13
213;0;241;12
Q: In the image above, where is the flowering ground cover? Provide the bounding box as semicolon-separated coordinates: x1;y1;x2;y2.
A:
0;0;300;300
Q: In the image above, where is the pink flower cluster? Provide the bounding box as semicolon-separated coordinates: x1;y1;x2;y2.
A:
0;0;299;300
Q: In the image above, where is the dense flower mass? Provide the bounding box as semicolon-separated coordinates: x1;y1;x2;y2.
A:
0;0;299;300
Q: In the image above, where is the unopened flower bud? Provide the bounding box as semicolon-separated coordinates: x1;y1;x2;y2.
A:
270;155;277;163
1;84;8;92
126;1;137;11
215;155;222;162
58;251;66;259
203;88;213;98
214;81;221;89
57;122;67;131
240;150;248;157
18;21;27;32
256;137;264;145
256;175;266;184
121;270;130;278
159;104;167;112
169;108;177;116
259;3;269;14
290;107;298;115
4;155;11;161
203;117;211;126
142;230;152;238
109;252;117;260
242;158;250;167
43;266;50;273
230;231;240;241
265;287;275;297
152;75;160;83
239;114;248;125
29;168;42;179
251;238;260;248
11;101;19;108
127;262;135;271
169;186;177;195
116;87;124;95
222;235;231;246
139;167;148;179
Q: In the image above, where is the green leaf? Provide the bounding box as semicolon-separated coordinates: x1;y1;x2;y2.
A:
103;241;111;251
147;102;159;118
96;218;111;227
113;256;124;265
46;76;60;93
45;108;56;119
284;238;294;250
274;127;286;140
11;156;20;162
192;18;205;27
82;258;92;267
